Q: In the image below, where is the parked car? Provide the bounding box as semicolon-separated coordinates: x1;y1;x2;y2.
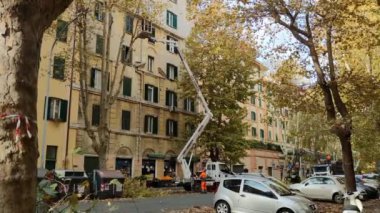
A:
360;173;379;191
289;176;345;203
334;175;379;200
214;176;317;213
355;177;379;200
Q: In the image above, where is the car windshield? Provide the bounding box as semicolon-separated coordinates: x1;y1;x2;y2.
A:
313;166;327;172
262;180;293;196
220;164;233;174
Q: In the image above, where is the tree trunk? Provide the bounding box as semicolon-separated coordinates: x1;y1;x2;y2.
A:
0;1;72;212
339;134;356;192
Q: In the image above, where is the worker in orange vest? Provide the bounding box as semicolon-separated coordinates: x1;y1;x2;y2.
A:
200;168;207;193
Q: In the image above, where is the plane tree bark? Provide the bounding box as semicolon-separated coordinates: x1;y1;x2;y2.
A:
0;1;72;212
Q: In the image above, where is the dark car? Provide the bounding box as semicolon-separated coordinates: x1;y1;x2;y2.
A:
356;177;379;200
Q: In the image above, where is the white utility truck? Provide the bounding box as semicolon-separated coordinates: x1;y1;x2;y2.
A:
170;42;234;191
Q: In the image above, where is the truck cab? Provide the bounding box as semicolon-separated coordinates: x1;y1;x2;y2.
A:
312;164;332;176
206;160;235;182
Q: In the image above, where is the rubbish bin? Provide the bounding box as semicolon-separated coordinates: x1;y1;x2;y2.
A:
55;170;89;198
92;170;125;199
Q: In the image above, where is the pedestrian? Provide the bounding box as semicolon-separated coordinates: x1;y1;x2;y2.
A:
200;168;207;193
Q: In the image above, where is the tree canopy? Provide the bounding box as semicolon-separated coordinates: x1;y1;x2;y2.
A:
183;0;258;164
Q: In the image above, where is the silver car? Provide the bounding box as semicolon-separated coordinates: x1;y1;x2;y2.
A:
289;176;345;203
214;176;318;213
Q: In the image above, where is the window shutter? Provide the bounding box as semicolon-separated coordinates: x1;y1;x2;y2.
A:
165;91;169;106
90;68;96;87
183;99;187;110
153;87;159;103
173;14;177;29
166;64;170;79
144;84;149;100
43;97;51;120
166;36;170;51
174;121;178;137
121;46;126;63
191;100;195;112
47;97;53;120
122;110;131;130
60;99;68;122
153;117;158;134
144;115;148;132
174;93;177;107
92;105;100;126
123;77;132;96
166;11;169;26
166;120;170;136
96;35;104;55
107;72;110;91
174;66;178;79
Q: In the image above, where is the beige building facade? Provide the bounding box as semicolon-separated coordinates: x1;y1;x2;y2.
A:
37;0;294;181
37;0;195;180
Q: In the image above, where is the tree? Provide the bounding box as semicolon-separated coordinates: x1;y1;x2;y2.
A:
239;0;380;191
0;1;73;212
183;1;257;164
75;0;163;169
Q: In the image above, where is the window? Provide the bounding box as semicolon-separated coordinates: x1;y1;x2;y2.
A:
122;45;132;64
90;68;102;89
125;15;134;34
44;97;68;122
243;180;274;198
185;122;195;135
269;131;272;140
121;110;131;130
166;119;178;137
166;10;177;29
268;117;273;126
53;56;65;80
141;19;156;43
148;56;154;72
223;179;241;193
56;20;68;42
166;36;177;53
251;111;256;121
96;34;104;55
123;77;132;96
92;104;100;126
251;127;257;137
258;98;262;107
260;129;265;140
250;95;255;105
166;90;177;107
144;84;158;103
275;134;278;142
144;115;158;134
45;146;58;170
184;98;195;112
166;63;178;80
94;2;104;21
258;83;263;92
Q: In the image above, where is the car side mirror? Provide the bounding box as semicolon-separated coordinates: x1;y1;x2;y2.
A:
305;182;309;186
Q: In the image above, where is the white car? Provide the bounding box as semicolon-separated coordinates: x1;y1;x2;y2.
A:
289;176;345;203
214;176;317;213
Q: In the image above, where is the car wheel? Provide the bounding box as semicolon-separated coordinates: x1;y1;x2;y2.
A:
333;193;344;204
277;208;294;213
215;201;231;213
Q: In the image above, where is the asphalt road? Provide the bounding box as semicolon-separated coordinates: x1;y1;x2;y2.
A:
78;193;214;213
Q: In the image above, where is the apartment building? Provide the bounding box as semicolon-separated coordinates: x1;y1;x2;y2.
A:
37;0;195;180
241;66;292;179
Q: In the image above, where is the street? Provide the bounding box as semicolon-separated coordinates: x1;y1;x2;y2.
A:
78;193;213;213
